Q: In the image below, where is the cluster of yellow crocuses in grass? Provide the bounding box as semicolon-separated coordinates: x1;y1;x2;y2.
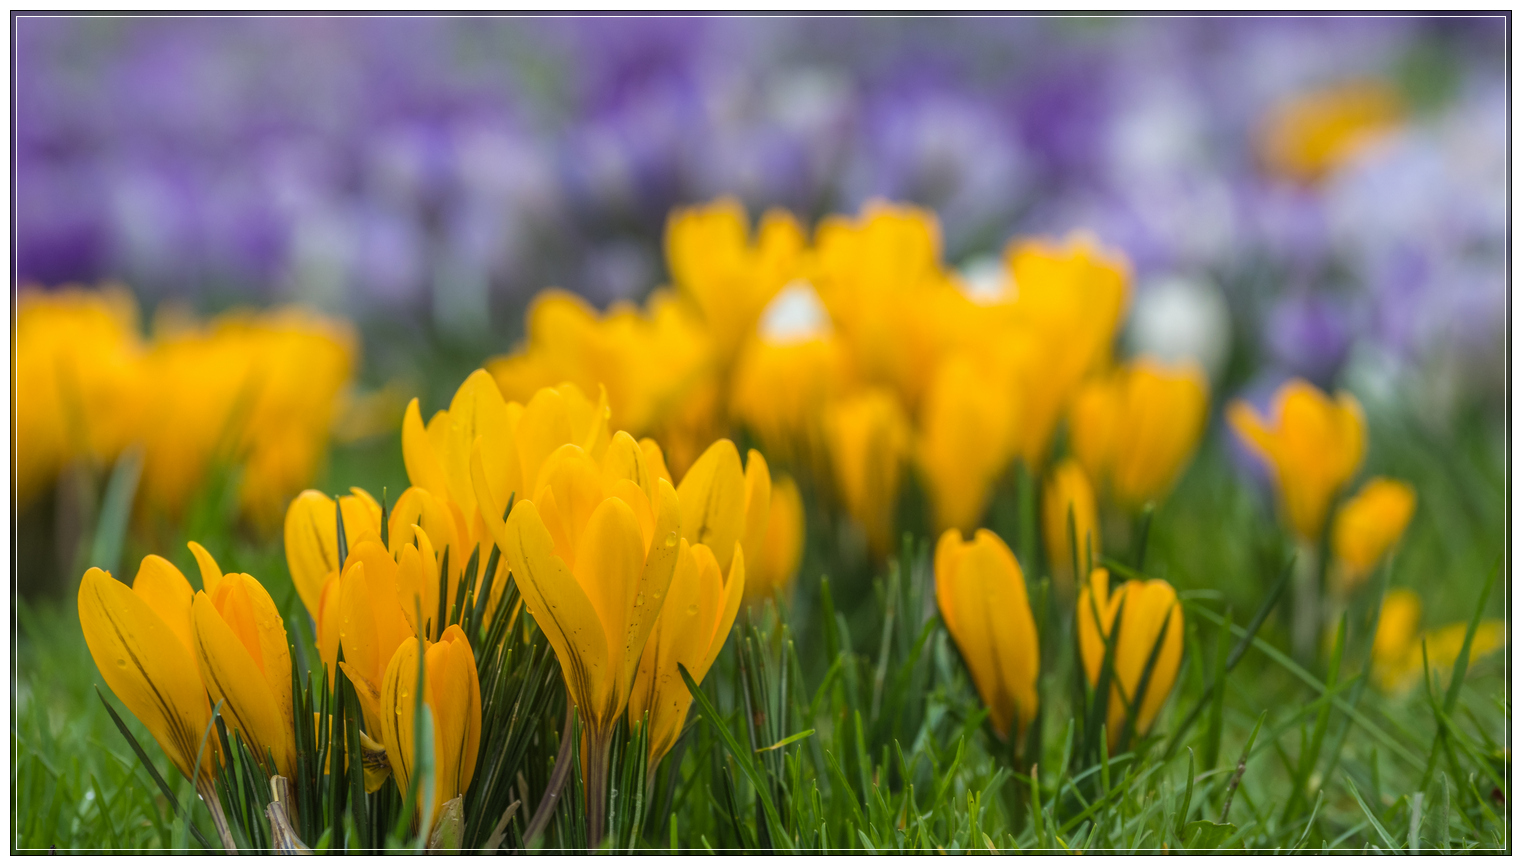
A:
17;285;356;530
81;369;795;848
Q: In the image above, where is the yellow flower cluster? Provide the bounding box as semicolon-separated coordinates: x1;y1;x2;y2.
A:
1257;79;1404;184
488;198;1209;565
17;286;357;529
1371;589;1504;694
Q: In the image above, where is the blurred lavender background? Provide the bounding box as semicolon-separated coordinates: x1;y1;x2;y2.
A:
15;15;1507;413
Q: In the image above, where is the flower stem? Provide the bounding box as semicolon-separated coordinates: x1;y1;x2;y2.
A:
586;732;612;850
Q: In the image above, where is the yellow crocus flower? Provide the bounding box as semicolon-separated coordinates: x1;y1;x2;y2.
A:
379;624;482;830
1258;79;1403;184
665;197;806;367
1332;477;1417;590
1371;590;1505;693
1077;570;1184;750
190;559;296;778
826;388;913;556
917;353;1018;533
1069;358;1210;510
812;201;970;413
674;439;772;580
336;540;416;734
16;285;145;507
1042;459;1101;592
1001;233;1131;470
747;474;806;605
283;487;382;619
79;558;216;785
630;540;745;766
934;528;1040;742
475;431;682;745
1227;379;1366;542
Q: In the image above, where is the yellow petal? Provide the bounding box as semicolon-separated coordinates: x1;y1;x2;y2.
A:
740;451;772;579
79;567;214;783
131;555;196;656
573;497;647;712
701;543;745;677
192;591;294;776
676;439;746;566
403;398;451;501
186;541;223;596
500;499;612;733
284;489;339;618
639;437;673;488
380;638;422;805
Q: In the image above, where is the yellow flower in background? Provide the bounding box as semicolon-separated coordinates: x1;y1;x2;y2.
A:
476;431;682;744
136;307;357;530
1042;459;1101;592
1371;590;1505;693
934;528;1039;741
1332;477;1417;590
1001;233;1131;469
1069;358;1210;510
1077;569;1184;750
16;285;145;507
812;201;970;413
630;540;744;767
1228;379;1366;542
666;197;806;367
1258;79;1404;184
730;282;854;470
826;388;913;556
486;290;717;475
380;625;482;827
917;353;1018;533
79;558;216;785
747;474;806;604
189;555;296;777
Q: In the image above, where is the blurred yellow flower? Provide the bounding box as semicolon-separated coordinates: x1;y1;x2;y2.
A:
1077;569;1184;750
826;388;913;556
1371;589;1504;693
630;539;744;767
1069;358;1210;510
1332;477;1417;591
1228;379;1366;542
812;201;970;413
189;554;296;777
1258;79;1403;184
917;353;1018;533
380;624;482;832
666;197;806;368
1001;233;1131;469
747;474;806;604
16;285;145;507
934;528;1039;741
1042;459;1101;592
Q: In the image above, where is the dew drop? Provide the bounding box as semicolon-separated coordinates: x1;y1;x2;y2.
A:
634;593;644;607
665;531;678;547
115;657;128;668
686;604;698;616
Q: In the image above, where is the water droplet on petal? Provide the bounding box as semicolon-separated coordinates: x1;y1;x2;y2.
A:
116;658;128;668
665;531;678;547
686;604;698;616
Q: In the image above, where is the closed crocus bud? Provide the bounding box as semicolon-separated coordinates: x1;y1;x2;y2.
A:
1370;589;1422;692
1228;379;1366;542
747;474;806;605
283;487;383;618
918;353;1018;533
380;625;482;829
666;198;805;366
1042;459;1101;592
190;562;296;778
1070;358;1210;510
674;439;772;583
1077;569;1184;750
474;431;682;745
935;529;1040;742
631;541;745;767
1332;477;1417;589
79;559;215;785
826;388;913;556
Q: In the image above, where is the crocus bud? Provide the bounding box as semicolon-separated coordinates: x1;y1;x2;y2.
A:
934;529;1040;742
380;625;482;828
1042;459;1101;592
826;388;913;556
1069;358;1209;510
1332;477;1417;589
1076;569;1184;750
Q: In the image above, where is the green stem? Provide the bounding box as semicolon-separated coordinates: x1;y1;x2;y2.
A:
586;731;612;851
